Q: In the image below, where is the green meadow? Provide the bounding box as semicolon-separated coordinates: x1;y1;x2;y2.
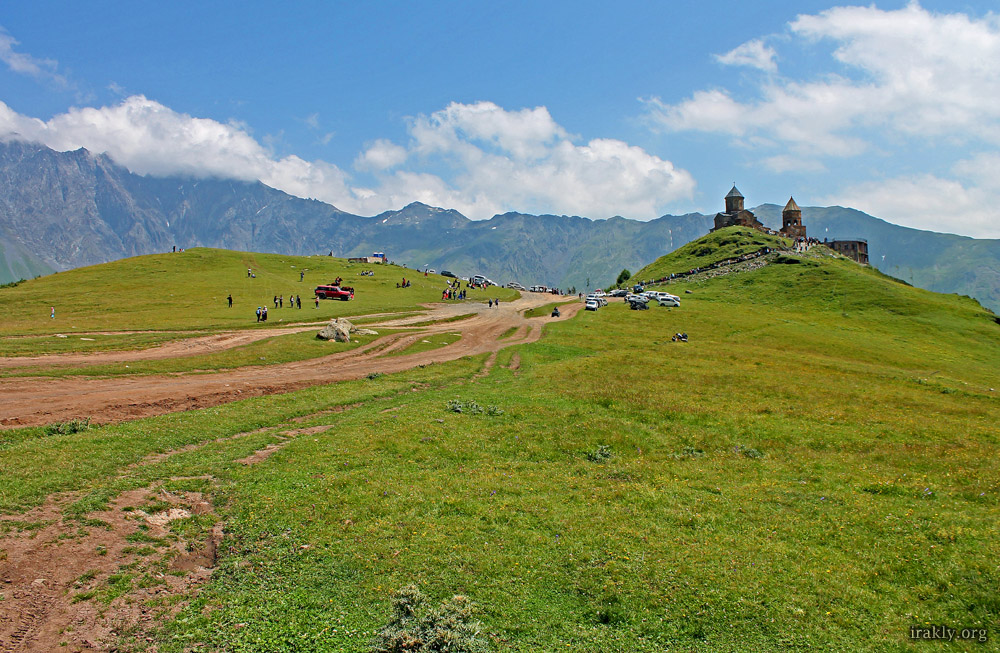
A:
0;248;517;337
0;248;516;373
1;233;998;651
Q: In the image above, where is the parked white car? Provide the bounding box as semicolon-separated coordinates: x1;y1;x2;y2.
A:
657;296;680;307
585;299;600;311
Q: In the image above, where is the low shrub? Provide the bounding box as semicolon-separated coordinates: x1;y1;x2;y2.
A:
586;444;613;463
43;418;93;436
370;585;487;653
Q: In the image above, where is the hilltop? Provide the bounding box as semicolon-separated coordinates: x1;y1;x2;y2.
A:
628;226;789;284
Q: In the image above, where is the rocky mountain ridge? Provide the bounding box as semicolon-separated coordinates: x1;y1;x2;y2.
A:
1;139;997;311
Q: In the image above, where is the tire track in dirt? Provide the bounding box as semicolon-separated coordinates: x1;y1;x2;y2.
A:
0;296;581;428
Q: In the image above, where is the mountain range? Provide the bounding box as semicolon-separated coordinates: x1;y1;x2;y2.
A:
1;139;998;311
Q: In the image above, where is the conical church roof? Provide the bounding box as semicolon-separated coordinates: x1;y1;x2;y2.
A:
783;196;800;212
726;185;743;199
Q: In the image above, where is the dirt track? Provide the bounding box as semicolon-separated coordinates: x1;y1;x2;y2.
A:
0;295;581;428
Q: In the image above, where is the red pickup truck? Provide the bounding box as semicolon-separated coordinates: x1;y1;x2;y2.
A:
314;285;354;300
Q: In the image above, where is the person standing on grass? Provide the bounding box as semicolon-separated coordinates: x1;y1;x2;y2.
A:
314;296;319;308
227;294;233;308
296;294;301;309
274;295;278;308
256;306;261;322
50;306;55;319
279;295;283;308
300;270;305;282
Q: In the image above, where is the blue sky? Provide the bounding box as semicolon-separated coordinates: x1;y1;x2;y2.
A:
1;1;998;237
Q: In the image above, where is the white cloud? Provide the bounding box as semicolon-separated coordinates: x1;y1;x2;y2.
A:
0;26;67;87
365;101;695;218
648;3;1000;156
355;139;408;171
760;154;826;174
714;39;777;72
0;95;358;206
0;96;694;220
826;170;1000;239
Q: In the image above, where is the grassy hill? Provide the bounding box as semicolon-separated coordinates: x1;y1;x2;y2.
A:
0;247;516;338
628;226;789;285
754;204;1000;313
1;233;998;650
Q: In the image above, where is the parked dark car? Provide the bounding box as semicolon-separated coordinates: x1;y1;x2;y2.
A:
441;270;456;278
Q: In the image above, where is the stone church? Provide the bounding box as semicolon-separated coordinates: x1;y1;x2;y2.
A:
779;197;806;239
711;185;808;240
711;185;764;232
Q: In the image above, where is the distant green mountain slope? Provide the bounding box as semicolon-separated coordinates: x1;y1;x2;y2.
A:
0;236;53;282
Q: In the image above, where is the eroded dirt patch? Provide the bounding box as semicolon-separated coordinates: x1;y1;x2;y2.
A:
0;294;582;428
0;487;220;652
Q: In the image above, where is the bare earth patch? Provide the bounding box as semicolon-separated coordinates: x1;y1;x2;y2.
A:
0;488;220;652
0;294;580;428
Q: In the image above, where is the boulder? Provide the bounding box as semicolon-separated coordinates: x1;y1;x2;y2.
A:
317;318;353;342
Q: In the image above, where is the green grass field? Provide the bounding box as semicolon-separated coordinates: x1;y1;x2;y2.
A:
1;237;998;651
0;248;518;337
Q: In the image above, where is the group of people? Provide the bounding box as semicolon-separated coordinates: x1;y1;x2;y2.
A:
246;268;256;278
274;294;303;309
396;277;411;288
442;288;468;300
793;237;821;253
671;332;689;342
359;270;376;277
255;306;269;322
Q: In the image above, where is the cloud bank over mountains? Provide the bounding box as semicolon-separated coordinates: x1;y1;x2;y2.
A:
648;2;1000;238
0;96;694;221
1;3;1000;237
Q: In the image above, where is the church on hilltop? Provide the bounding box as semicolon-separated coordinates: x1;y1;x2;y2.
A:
711;185;808;240
712;185;764;232
780;197;806;239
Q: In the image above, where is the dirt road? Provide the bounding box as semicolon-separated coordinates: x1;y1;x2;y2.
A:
0;295;580;428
